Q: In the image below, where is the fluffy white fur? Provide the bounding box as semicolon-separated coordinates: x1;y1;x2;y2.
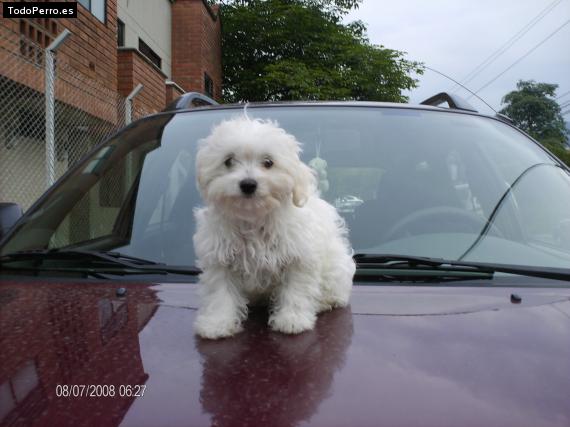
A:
193;116;355;339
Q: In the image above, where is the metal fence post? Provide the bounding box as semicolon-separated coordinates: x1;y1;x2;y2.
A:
45;29;71;189
125;84;143;125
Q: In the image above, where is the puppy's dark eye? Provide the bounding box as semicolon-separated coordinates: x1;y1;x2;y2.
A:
224;157;233;168
263;158;274;169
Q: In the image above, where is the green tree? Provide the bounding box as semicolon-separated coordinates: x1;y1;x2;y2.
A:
499;80;567;142
219;0;422;103
540;136;570;166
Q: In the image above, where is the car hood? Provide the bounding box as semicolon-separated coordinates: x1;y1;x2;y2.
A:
1;279;570;427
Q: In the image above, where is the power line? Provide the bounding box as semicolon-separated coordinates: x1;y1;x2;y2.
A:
468;19;570;98
452;0;563;92
423;65;498;113
557;89;570;100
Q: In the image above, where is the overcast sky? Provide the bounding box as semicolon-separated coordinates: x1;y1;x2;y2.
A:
345;0;570;117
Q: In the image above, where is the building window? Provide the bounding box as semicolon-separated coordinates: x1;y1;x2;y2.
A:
117;19;125;47
139;38;161;69
18;19;58;65
204;73;214;98
78;0;106;23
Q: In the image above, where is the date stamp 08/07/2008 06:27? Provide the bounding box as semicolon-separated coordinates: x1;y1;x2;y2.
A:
55;384;146;398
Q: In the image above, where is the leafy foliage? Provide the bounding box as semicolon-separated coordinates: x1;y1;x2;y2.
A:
500;80;569;166
219;0;422;103
500;80;567;142
541;138;570;166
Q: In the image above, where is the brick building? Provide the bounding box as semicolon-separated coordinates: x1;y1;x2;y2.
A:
0;0;222;209
116;0;222;111
0;0;221;117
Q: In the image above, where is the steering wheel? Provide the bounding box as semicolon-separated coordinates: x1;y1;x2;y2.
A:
383;206;504;242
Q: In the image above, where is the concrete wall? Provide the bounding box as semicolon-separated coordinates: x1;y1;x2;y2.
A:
0;135;69;209
117;0;172;78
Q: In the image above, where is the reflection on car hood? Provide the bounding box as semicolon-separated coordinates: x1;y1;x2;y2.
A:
1;279;570;427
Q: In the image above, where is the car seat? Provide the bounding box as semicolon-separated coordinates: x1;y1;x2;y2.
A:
348;156;462;249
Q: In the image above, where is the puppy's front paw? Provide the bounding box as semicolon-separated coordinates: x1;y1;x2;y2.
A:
269;310;316;335
194;314;243;339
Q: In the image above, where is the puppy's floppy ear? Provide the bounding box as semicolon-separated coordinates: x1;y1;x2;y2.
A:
292;161;317;207
195;140;211;198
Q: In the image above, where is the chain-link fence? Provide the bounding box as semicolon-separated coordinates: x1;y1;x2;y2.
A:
0;23;151;211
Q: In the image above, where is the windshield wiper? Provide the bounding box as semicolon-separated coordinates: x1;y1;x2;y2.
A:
0;249;201;276
353;253;494;281
354;253;570;282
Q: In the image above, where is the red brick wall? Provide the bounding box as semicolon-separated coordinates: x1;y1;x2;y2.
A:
166;82;185;105
0;0;222;121
171;0;222;101
117;49;167;116
58;0;118;94
0;0;120;123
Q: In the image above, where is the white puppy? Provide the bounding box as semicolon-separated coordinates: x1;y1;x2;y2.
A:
193;116;355;339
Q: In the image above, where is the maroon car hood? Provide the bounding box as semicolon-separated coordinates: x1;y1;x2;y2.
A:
1;279;570;427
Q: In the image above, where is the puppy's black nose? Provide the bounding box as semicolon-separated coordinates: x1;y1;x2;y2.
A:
239;178;257;195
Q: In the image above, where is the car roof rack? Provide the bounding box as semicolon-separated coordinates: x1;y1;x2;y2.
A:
163;92;219;112
420;92;478;113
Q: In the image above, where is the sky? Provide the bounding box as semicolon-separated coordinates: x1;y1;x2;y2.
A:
345;0;570;118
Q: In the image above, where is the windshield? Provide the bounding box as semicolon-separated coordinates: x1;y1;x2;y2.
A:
2;106;569;274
